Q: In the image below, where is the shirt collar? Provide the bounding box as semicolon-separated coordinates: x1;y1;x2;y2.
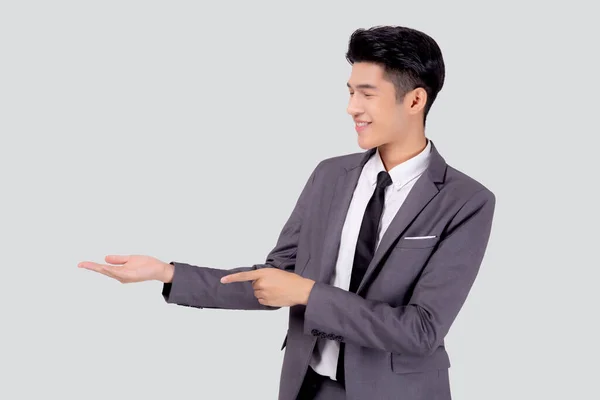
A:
366;139;432;191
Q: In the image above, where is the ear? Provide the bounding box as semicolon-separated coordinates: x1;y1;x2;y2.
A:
404;87;428;115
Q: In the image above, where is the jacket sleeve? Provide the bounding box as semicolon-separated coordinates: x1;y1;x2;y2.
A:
303;188;496;356
162;162;320;310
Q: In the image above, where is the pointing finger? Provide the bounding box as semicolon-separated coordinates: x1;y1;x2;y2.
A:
220;270;262;284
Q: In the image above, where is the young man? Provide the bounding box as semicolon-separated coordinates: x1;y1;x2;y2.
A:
79;25;496;400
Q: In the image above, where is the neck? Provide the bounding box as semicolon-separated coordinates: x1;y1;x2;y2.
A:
377;131;427;171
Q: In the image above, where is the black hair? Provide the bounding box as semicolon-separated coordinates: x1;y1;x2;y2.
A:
346;25;445;122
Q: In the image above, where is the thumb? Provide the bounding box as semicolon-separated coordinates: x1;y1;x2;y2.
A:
105;254;130;265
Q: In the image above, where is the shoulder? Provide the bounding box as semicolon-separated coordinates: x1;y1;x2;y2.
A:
305;151;368;189
319;151;365;169
441;163;495;208
312;150;368;177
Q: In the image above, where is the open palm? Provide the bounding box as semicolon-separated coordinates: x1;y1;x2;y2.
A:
78;254;170;283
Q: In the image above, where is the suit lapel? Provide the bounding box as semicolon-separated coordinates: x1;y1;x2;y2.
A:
356;141;447;294
314;141;447;292
317;148;375;284
355;174;438;294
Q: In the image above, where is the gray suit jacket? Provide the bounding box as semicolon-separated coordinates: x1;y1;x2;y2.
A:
162;140;496;400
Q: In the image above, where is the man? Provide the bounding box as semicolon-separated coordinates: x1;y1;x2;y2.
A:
79;25;496;400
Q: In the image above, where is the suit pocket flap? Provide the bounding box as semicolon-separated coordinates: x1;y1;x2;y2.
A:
391;348;450;373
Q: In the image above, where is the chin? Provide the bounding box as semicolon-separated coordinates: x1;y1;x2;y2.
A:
357;135;383;150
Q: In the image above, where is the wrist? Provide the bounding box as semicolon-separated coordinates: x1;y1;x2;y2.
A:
161;262;175;283
300;279;315;305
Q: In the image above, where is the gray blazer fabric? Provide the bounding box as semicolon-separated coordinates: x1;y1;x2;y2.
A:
163;140;496;400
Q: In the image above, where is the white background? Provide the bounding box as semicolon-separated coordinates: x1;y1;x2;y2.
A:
1;1;598;399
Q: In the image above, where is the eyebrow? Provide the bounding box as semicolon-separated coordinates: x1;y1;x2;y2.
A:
347;82;378;90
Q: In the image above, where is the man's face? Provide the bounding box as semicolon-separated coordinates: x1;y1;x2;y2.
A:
346;62;412;150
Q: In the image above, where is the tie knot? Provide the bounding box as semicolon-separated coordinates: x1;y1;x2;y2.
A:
376;171;393;189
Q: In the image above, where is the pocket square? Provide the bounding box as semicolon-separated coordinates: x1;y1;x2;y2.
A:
404;235;437;239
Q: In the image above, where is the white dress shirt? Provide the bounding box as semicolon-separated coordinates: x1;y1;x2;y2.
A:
309;139;432;380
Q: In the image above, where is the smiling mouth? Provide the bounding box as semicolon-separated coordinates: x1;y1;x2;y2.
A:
355;122;371;133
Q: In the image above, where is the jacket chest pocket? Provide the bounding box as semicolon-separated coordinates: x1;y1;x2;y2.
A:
389;235;440;269
386;235;440;270
366;236;440;301
395;235;440;249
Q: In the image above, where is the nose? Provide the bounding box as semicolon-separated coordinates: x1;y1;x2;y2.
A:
346;95;363;116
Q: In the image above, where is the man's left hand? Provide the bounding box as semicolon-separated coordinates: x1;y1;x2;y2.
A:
220;268;315;307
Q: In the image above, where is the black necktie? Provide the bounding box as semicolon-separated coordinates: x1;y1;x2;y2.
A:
336;170;393;385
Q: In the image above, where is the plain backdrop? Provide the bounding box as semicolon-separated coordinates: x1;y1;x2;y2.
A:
1;1;598;399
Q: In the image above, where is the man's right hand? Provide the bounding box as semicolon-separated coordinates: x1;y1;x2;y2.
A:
78;254;174;284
